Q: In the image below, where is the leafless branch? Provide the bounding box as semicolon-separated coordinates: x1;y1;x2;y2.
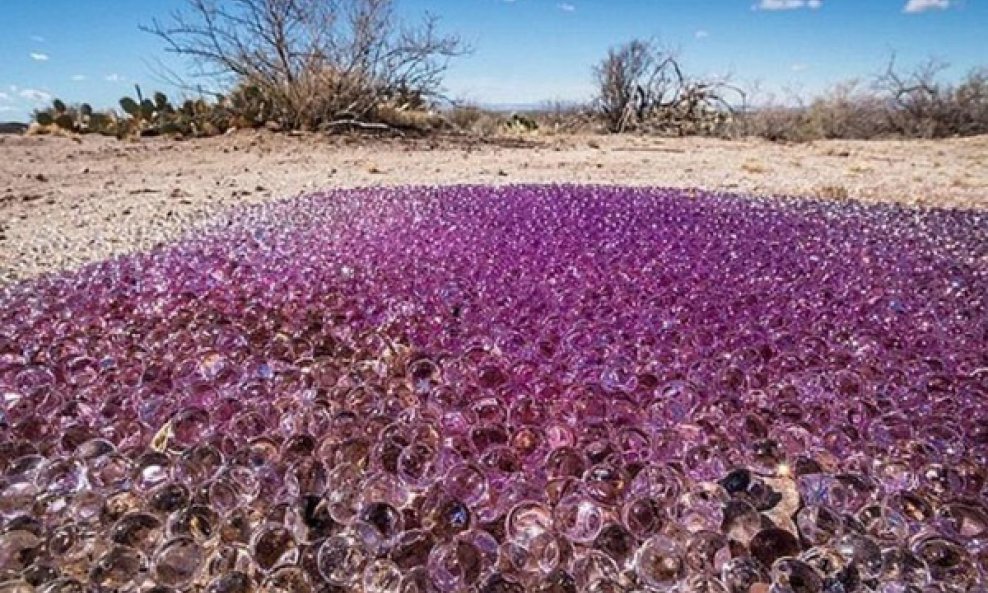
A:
592;39;739;135
141;0;469;129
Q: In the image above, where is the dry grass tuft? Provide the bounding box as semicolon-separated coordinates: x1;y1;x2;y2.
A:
815;184;850;200
741;160;768;174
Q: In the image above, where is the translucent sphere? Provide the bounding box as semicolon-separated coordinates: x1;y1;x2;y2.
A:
635;535;686;591
553;491;606;543
506;501;553;547
152;537;203;587
364;558;403;593
317;532;369;586
89;546;144;589
1;185;986;591
427;540;485;592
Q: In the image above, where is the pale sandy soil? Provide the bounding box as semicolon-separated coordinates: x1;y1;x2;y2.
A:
1;131;986;285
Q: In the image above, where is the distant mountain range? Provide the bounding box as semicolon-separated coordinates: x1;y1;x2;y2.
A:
0;122;28;134
478;102;543;112
460;101;587;113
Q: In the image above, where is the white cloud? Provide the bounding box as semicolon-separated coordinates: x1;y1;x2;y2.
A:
791;63;808;72
71;74;87;81
19;89;53;103
903;0;950;13
0;106;15;113
753;0;822;10
105;73;126;82
557;2;575;11
695;30;710;39
0;92;9;102
30;35;45;42
30;52;49;62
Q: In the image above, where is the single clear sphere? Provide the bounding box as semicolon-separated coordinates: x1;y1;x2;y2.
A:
635;535;686;591
152;537;203;588
317;532;369;586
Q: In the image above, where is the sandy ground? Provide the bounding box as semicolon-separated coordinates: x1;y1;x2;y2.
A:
2;131;986;285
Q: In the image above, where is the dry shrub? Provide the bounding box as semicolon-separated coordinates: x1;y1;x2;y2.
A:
741;161;768;174
805;81;888;139
592;39;742;135
468;113;507;136
738;107;809;142
445;104;488;130
144;0;468;131
877;59;988;138
374;104;443;132
441;104;513;136
593;39;658;132
740;60;988;141
815;185;850;200
528;101;597;134
444;104;514;135
953;68;988;134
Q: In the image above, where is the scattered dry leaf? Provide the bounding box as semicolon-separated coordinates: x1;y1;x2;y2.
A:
816;185;849;200
741;161;768;174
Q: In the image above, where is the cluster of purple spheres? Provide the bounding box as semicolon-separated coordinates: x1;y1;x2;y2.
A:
1;185;987;593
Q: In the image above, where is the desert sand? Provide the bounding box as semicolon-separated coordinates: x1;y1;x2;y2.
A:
2;131;986;285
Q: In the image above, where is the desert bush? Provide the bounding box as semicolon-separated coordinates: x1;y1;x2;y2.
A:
876;57;988;138
736;106;807;142
444;105;551;137
590;43;986;141
592;39;741;135
529;101;596;134
739;82;886;142
445;104;486;129
876;56;952;138
739;58;988;141
468;112;508;137
952;67;988;135
593;39;660;132
372;103;444;132
142;0;468;131
806;81;889;139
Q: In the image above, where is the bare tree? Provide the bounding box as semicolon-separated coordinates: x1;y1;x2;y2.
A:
953;67;988;136
143;0;468;129
873;55;988;138
737;56;988;142
592;39;743;135
874;54;954;138
593;40;661;132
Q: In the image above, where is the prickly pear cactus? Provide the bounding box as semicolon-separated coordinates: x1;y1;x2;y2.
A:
119;97;140;117
88;112;115;135
154;92;170;111
54;114;76;131
140;99;156;120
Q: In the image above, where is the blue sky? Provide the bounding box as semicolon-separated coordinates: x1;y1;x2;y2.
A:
1;0;985;120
